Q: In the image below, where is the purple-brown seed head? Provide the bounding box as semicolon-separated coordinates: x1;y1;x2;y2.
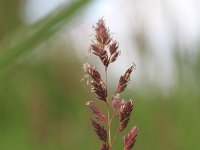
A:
83;63;107;101
95;19;112;46
124;127;138;150
119;100;134;132
91;119;108;143
90;19;120;68
117;64;136;93
86;101;107;123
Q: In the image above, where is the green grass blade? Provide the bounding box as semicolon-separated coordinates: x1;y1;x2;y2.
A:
0;0;91;70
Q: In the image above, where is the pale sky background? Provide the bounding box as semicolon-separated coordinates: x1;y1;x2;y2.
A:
21;0;200;89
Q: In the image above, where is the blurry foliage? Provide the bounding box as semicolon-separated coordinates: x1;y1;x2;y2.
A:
0;0;22;39
0;0;91;70
0;0;200;150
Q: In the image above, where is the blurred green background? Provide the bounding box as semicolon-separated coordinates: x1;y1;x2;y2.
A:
0;0;200;150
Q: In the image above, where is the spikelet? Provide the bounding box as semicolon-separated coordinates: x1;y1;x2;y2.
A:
90;19;120;68
86;101;107;123
83;63;107;101
124;127;138;150
119;100;134;132
117;64;136;93
91;119;107;142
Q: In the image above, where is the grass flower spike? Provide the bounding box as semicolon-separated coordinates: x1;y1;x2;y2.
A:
117;64;136;93
91;119;108;142
124;127;138;150
90;19;120;69
86;101;107;123
83;63;107;101
83;18;138;150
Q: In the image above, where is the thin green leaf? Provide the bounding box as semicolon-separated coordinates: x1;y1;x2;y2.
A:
0;0;91;71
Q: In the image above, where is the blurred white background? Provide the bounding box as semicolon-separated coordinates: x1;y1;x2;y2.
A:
21;0;200;89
